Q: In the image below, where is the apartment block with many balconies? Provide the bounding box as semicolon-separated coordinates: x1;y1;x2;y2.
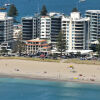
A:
62;12;90;51
86;10;100;43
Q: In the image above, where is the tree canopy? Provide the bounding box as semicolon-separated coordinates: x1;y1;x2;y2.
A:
57;31;66;56
96;39;100;57
0;47;8;55
8;4;18;23
12;32;25;56
8;4;18;17
40;5;47;16
72;7;78;12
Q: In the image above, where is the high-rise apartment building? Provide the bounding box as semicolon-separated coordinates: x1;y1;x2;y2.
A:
50;13;62;43
86;10;100;43
22;13;62;42
62;12;90;50
22;17;33;40
22;12;91;51
0;12;13;43
39;16;51;39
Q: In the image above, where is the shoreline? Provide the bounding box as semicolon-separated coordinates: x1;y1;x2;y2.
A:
0;59;100;85
0;73;100;85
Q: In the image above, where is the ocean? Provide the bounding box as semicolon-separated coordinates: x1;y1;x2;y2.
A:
5;0;100;21
0;78;100;100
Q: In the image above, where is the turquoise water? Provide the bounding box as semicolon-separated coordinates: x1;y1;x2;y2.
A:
0;78;100;100
5;0;100;20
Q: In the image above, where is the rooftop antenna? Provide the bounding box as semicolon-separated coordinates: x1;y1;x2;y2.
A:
76;0;86;11
37;0;40;14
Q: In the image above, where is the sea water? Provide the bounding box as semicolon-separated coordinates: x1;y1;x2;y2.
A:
0;78;100;100
5;0;100;20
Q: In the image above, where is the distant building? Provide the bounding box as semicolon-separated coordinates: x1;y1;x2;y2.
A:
22;12;91;52
22;17;33;40
13;24;22;41
39;16;51;39
25;38;51;55
62;12;90;50
0;42;11;52
0;12;13;43
86;10;100;43
50;13;62;43
22;13;63;42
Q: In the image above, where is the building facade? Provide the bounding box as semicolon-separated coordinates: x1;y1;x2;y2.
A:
22;12;91;52
13;24;22;41
86;10;100;43
25;38;50;55
22;13;62;42
39;16;51;39
0;12;13;43
50;13;62;43
62;12;90;50
22;17;33;40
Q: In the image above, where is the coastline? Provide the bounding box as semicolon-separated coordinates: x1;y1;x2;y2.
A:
0;59;100;84
0;73;100;85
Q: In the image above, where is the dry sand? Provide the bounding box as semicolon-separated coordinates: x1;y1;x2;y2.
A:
0;59;100;83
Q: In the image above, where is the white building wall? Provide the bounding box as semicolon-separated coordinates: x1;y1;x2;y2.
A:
40;16;51;39
62;12;90;50
0;12;13;43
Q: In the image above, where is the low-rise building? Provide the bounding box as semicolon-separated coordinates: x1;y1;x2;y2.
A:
25;38;51;55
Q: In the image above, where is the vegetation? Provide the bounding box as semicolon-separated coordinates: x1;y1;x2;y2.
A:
90;44;97;52
8;4;18;23
12;32;25;56
64;59;100;65
52;53;58;59
57;31;66;57
96;39;100;57
40;5;48;16
0;47;8;55
72;7;78;12
76;52;81;58
0;57;60;63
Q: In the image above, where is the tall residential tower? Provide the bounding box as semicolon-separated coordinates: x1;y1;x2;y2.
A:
0;12;13;43
86;10;100;43
62;12;90;50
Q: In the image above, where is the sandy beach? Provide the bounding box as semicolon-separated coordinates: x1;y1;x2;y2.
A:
0;59;100;84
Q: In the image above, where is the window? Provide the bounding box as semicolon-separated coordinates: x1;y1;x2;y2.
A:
41;22;44;24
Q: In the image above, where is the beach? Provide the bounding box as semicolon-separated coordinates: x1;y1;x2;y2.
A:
0;59;100;84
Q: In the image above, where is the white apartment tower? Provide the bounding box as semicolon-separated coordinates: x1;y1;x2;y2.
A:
0;12;13;43
62;12;90;50
39;16;51;39
86;10;100;43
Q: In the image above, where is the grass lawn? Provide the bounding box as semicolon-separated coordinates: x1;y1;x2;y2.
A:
64;59;100;65
0;56;60;63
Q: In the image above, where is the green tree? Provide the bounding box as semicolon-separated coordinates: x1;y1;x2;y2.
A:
0;47;8;55
57;31;66;57
40;5;47;16
72;7;78;12
76;52;81;58
96;39;100;57
52;53;58;59
12;32;25;56
8;4;18;23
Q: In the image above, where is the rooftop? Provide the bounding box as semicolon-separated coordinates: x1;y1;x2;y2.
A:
27;38;46;42
86;10;100;13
